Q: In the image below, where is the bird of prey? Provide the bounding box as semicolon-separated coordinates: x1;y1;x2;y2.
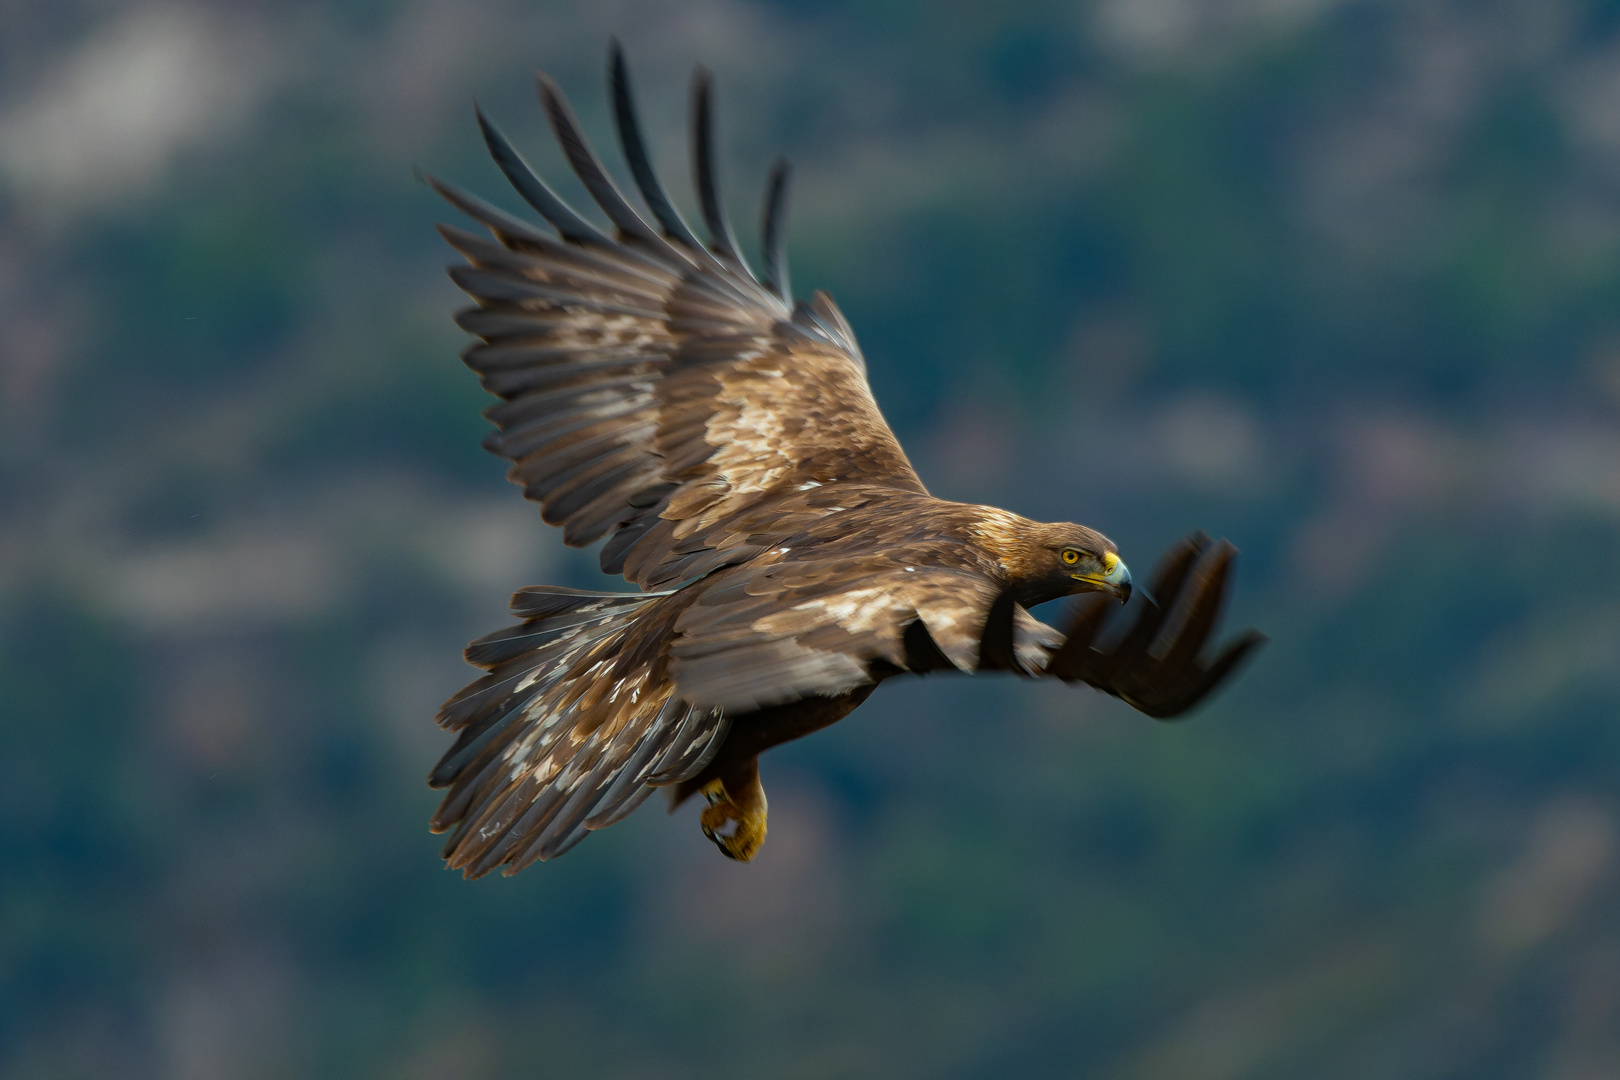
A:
424;46;1264;874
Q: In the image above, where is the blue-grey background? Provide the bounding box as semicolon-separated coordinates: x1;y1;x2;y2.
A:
3;1;1618;1076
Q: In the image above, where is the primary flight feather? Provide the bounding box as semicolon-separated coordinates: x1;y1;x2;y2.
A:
425;45;1264;874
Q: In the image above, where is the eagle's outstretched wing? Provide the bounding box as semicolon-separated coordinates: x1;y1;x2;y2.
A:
669;530;1264;716
430;46;924;590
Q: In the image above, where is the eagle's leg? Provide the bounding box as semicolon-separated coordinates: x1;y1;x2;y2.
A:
673;687;876;862
699;756;767;862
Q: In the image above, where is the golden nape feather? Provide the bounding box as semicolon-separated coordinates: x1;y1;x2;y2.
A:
423;44;1264;874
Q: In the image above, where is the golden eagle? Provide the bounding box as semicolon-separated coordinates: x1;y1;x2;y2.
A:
425;46;1264;873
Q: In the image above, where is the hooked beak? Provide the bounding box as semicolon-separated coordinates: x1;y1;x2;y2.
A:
1071;551;1132;604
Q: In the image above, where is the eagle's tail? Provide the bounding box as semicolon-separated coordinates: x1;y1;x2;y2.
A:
427;584;727;876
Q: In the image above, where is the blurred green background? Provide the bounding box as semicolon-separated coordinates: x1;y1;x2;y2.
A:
3;0;1619;1076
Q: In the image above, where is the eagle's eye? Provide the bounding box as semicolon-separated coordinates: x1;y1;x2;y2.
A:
1061;548;1081;565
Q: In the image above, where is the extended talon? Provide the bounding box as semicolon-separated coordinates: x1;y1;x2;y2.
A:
698;777;768;861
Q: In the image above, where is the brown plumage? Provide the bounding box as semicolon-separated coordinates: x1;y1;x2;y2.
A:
425;45;1265;873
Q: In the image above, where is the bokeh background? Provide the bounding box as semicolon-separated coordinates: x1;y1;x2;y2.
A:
4;0;1620;1076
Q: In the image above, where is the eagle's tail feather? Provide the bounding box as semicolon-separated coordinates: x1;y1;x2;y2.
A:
429;584;724;876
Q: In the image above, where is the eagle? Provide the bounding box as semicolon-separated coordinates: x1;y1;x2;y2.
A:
424;45;1264;874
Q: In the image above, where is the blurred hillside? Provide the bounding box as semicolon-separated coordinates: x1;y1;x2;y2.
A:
2;1;1619;1077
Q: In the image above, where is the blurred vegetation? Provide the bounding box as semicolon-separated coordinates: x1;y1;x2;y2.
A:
2;0;1620;1077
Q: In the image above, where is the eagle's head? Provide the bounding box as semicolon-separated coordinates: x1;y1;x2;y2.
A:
1017;522;1132;607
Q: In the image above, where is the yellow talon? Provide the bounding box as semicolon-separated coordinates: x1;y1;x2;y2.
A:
698;777;768;861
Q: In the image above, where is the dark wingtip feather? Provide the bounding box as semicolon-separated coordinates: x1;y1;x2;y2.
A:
975;589;1020;673
1045;595;1114;682
610;42;707;251
1152;540;1237;670
536;70;668;250
425;172;557;248
1152;630;1268;720
761;157;792;302
689;65;752;276
474;104;611;246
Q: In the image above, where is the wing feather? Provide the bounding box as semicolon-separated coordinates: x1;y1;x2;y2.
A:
690;65;749;272
761;158;792;301
475;106;614;248
537;72;679;256
610;41;708;252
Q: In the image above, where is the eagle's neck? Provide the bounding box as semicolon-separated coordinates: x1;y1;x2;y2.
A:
965;506;1042;586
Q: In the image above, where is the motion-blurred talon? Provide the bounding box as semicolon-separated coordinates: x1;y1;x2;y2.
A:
697;778;767;861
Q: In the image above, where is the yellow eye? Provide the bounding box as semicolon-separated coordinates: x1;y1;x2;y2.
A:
1061;549;1081;565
